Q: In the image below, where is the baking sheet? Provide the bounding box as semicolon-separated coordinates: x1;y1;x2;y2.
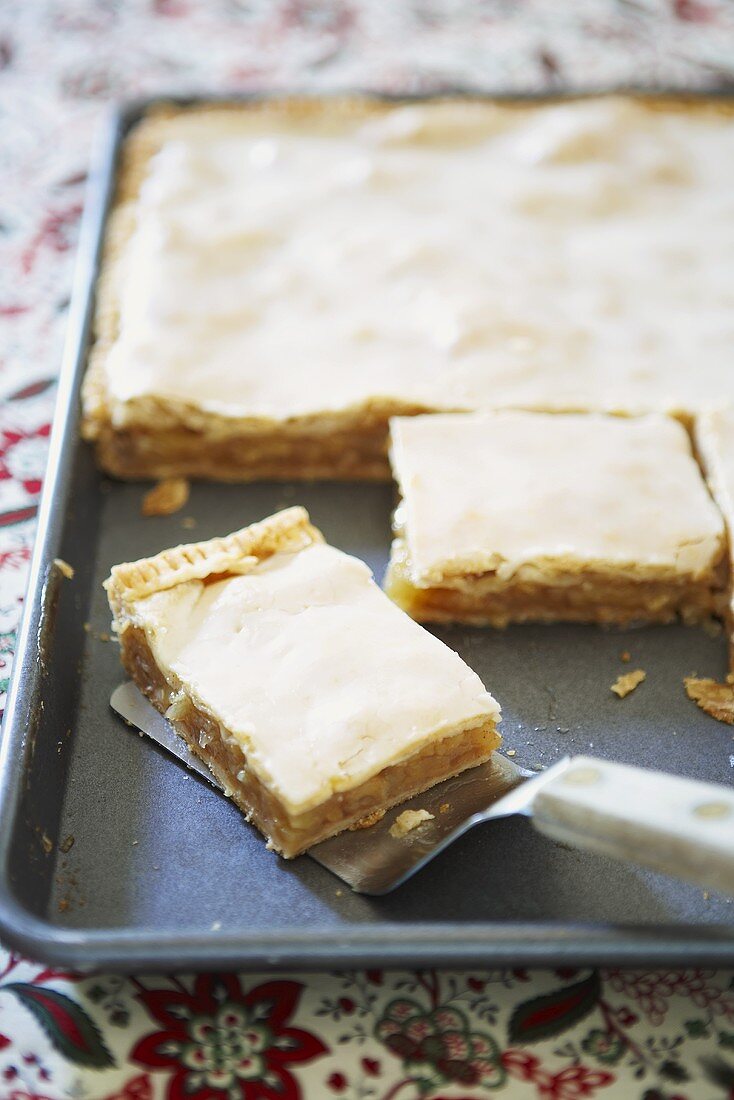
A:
0;95;733;971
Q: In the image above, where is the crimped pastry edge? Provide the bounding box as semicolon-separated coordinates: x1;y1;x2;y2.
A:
105;505;322;613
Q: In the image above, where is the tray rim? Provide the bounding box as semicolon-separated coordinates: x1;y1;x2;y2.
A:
2;88;734;972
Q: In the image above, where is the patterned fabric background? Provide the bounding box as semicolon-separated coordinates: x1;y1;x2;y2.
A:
2;2;734;1097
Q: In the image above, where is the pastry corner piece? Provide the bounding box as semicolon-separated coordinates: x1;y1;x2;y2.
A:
695;406;734;669
105;506;501;858
386;411;727;627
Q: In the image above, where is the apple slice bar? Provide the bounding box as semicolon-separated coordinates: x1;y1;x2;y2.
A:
105;507;501;857
386;411;727;627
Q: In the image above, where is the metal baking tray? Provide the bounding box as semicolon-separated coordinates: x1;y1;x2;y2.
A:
2;93;734;972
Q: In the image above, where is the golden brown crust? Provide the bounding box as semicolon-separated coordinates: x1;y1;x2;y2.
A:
141;478;190;517
684;676;734;725
105;506;321;611
385;550;728;628
693;409;734;676
348;809;387;831
611;670;646;698
87;403;435;481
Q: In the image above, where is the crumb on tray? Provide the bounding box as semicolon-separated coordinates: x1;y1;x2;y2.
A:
389;808;435;839
611;669;646;698
142;477;190;517
684;676;734;725
83;623;112;643
59;834;75;854
181;516;197;529
439;803;450;814
54;558;74;580
620;650;631;663
702;617;723;639
348;808;386;831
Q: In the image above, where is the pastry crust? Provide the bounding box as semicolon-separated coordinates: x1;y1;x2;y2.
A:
106;505;321;608
386;411;728;627
82;97;447;480
84;95;734;480
684;675;734;725
694;407;734;670
107;507;501;857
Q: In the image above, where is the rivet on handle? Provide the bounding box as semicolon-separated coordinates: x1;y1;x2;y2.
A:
693;801;733;820
561;766;603;787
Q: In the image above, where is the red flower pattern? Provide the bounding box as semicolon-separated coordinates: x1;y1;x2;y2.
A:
8;1093;57;1100
103;1074;153;1100
376;998;504;1091
132;976;327;1099
604;969;734;1027
503;1050;615;1099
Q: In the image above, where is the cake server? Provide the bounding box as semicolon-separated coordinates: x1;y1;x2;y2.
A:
111;681;734;897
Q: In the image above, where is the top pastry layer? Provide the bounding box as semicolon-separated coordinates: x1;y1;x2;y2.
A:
109;509;500;815
98;96;734;428
389;412;726;585
696;408;734;559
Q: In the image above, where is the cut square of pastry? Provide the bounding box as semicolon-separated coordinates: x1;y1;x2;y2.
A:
83;96;734;480
695;407;734;667
386;411;727;627
105;507;501;857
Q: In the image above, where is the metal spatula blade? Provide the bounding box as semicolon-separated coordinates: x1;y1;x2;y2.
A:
109;682;541;891
111;682;734;897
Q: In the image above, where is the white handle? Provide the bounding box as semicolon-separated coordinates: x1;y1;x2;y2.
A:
531;755;734;895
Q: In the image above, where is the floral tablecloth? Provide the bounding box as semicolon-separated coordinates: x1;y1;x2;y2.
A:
3;2;734;1097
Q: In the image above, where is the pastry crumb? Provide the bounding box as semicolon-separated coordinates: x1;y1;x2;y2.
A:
620;650;631;663
54;558;74;579
83;623;112;643
702;617;723;639
611;669;646;698
58;899;69;913
40;831;53;855
389;809;435;839
335;889;343;897
684;676;734;725
348;808;386;831
506;749;516;757
439;802;450;814
181;516;197;529
59;834;74;854
142;477;190;517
